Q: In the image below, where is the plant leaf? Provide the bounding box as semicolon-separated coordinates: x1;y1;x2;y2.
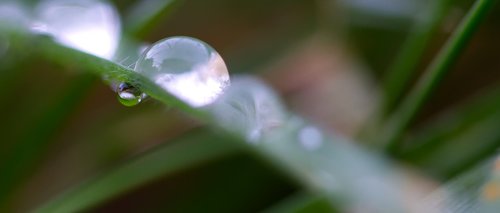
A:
401;86;500;179
124;0;183;39
35;130;241;213
381;0;454;115
0;74;95;209
382;0;496;153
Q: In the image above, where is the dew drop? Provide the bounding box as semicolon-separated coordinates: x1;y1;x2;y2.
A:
209;76;287;143
33;0;121;60
298;126;323;151
116;82;146;107
134;36;230;107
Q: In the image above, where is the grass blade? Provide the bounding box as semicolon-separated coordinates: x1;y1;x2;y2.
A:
262;192;336;213
381;0;453;115
35;130;240;213
24;33;420;212
383;0;496;153
414;113;500;179
124;0;183;39
0;74;95;209
401;86;500;161
397;86;500;179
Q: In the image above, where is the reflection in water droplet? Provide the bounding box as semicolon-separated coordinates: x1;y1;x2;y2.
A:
0;1;30;31
116;82;146;107
33;0;121;59
134;36;230;107
0;34;9;58
208;76;287;143
298;126;323;151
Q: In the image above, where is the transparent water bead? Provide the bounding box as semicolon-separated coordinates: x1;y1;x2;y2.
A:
116;82;146;107
33;0;121;60
208;76;287;143
298;126;323;151
134;36;230;107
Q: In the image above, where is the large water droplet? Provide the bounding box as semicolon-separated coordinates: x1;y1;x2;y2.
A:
116;82;146;107
134;36;230;107
33;0;121;60
208;76;287;143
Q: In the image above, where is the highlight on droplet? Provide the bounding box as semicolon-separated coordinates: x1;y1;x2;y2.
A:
32;0;121;60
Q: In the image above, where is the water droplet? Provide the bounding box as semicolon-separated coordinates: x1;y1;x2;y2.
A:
134;36;230;107
208;76;287;143
116;82;146;107
33;0;121;59
298;126;323;151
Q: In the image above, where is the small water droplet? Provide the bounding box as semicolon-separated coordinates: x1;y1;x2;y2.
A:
298;126;323;151
134;36;230;107
209;76;286;143
33;0;121;59
116;82;146;107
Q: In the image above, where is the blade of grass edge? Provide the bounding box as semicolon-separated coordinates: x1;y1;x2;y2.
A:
124;0;184;39
405;112;500;180
262;192;337;213
381;0;453;115
400;85;500;161
29;34;421;212
383;0;496;154
34;130;241;213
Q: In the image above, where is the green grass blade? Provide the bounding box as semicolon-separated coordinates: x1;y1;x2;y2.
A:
35;130;241;213
36;36;202;118
401;86;500;159
0;74;95;209
383;0;496;153
25;34;417;212
397;86;500;179
124;0;183;39
414;113;500;179
262;192;336;213
381;0;453;115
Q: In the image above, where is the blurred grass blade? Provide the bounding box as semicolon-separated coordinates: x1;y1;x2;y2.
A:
381;0;453;115
401;86;500;158
0;74;95;209
477;156;500;212
421;158;493;212
124;0;183;38
35;130;240;213
30;33;418;212
406;113;500;179
399;86;500;179
208;77;415;212
262;192;336;213
383;0;496;153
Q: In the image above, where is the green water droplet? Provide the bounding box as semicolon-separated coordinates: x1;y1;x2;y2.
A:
208;77;286;143
116;82;145;107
